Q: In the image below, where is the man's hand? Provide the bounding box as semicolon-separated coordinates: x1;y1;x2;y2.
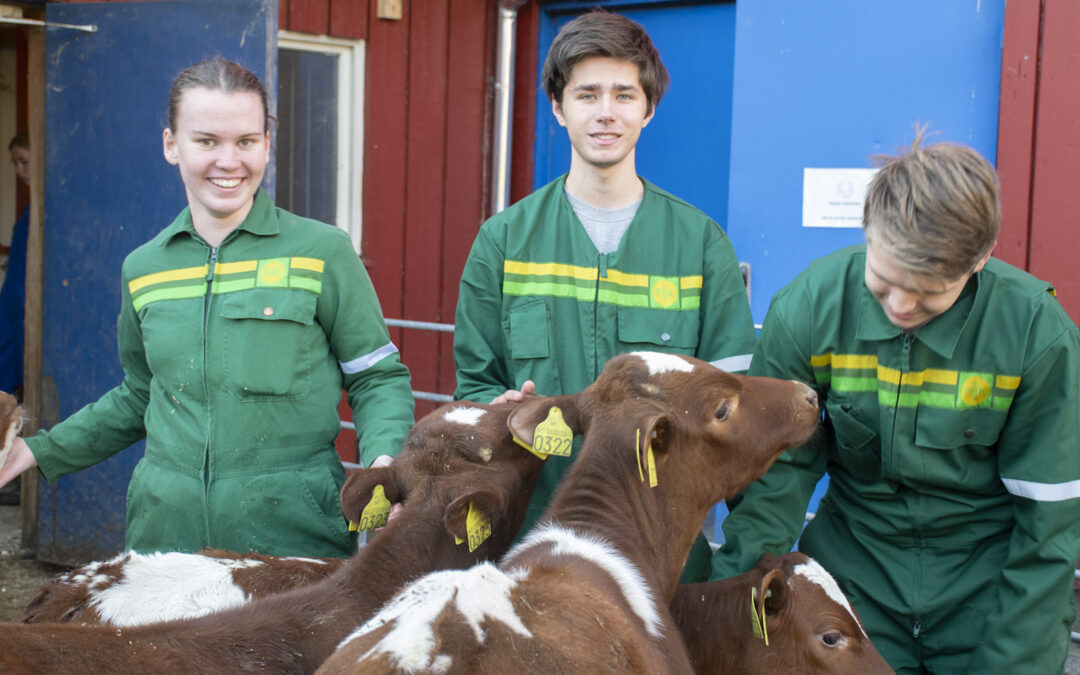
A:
367;454;403;525
490;380;536;405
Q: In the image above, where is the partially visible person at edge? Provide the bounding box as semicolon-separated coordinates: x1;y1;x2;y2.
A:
452;10;756;583
0;58;415;558
711;127;1080;673
0;131;30;396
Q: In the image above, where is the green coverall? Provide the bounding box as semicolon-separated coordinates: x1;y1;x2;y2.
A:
454;175;756;580
28;190;415;557
713;245;1080;673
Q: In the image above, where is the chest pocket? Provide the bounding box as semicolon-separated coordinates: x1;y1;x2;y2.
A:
617;306;699;354
220;289;318;400
914;406;1004;490
824;393;882;482
507;298;550;360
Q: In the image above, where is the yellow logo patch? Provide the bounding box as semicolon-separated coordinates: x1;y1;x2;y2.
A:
959;374;992;407
650;278;678;308
258;259;289;286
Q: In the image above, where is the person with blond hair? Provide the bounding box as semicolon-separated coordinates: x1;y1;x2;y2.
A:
712;128;1080;673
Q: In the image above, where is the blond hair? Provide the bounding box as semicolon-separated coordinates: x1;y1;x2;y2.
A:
863;126;1000;279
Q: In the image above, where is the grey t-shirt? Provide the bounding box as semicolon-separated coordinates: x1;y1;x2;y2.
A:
565;187;642;255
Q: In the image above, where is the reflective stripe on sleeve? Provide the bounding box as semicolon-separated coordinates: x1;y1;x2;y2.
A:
710;353;753;373
340;342;399;374
1001;477;1080;502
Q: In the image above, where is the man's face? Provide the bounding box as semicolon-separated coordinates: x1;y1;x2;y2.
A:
10;146;29;186
552;56;654;173
864;240;989;331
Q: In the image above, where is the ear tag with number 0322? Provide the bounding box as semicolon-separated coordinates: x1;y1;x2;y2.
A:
454;501;492;552
532;406;573;458
353;484;391;531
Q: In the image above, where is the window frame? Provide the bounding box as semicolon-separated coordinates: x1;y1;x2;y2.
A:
277;30;365;253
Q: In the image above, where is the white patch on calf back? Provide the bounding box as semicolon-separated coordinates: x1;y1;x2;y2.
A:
506;525;663;638
444;406;486;426
341;563;531;670
794;559;867;638
630;351;694;376
90;552;260;626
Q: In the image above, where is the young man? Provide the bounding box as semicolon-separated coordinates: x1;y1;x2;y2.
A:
453;10;756;579
711;130;1080;673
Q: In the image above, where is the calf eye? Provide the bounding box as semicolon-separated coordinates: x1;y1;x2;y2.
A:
820;632;846;648
715;403;730;420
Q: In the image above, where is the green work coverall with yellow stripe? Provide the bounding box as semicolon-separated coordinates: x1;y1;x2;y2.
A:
454;175;757;579
26;190;414;557
712;244;1080;673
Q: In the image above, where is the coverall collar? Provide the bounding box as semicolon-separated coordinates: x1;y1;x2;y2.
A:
157;188;280;247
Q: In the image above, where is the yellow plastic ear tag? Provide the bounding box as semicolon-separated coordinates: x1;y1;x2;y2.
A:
355;484;392;531
513;435;550;461
635;428;659;488
465;502;492;552
750;587;769;646
531;406;573;458
455;502;492;552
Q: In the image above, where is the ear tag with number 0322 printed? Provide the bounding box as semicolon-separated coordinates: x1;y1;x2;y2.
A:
353;484;391;531
454;501;492;552
531;406;573;458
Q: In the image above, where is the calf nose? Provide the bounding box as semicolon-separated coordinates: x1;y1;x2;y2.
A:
804;386;819;409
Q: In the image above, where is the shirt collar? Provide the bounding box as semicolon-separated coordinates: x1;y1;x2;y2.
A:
158;188;279;246
855;272;979;359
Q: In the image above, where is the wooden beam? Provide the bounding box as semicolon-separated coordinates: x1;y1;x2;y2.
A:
20;12;43;552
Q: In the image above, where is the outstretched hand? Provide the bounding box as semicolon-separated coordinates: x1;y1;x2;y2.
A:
490;379;537;405
0;438;37;489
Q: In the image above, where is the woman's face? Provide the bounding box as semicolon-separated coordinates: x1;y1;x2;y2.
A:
162;87;270;232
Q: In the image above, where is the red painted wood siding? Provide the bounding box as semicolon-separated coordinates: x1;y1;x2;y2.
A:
998;0;1080;324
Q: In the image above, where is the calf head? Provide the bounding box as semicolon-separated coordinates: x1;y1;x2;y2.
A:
340;400;547;560
508;351;819;512
0;390;21;469
673;553;892;674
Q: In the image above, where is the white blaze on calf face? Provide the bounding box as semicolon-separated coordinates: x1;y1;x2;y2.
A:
443;406;487;427
630;351;694;376
794;559;867;638
90;552;261;626
506;525;663;638
344;563;531;670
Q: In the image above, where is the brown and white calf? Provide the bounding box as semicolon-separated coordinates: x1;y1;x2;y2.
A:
21;548;344;625
318;351;820;674
672;552;893;674
0;399;550;674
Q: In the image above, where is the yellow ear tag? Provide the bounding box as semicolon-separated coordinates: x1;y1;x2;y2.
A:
532;406;573;458
513;435;550;461
749;587;769;646
356;484;392;531
465;501;492;552
646;438;658;488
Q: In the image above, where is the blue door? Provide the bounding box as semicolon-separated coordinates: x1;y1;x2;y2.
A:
38;0;275;564
533;0;1005;545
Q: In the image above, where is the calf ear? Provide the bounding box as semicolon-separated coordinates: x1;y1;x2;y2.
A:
761;568;790;618
506;394;581;446
338;467;399;522
638;413;673;461
443;490;502;541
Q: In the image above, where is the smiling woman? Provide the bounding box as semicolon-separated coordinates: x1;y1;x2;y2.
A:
0;58;416;560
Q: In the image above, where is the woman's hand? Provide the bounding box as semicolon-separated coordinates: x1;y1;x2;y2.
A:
490;380;537;405
0;438;37;488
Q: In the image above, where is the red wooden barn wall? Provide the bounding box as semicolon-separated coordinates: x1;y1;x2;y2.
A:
997;0;1080;325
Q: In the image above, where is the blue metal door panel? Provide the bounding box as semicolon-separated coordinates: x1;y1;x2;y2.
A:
727;1;1005;321
40;0;275;564
535;1;737;231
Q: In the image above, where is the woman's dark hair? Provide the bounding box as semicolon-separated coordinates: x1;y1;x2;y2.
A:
168;57;269;133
